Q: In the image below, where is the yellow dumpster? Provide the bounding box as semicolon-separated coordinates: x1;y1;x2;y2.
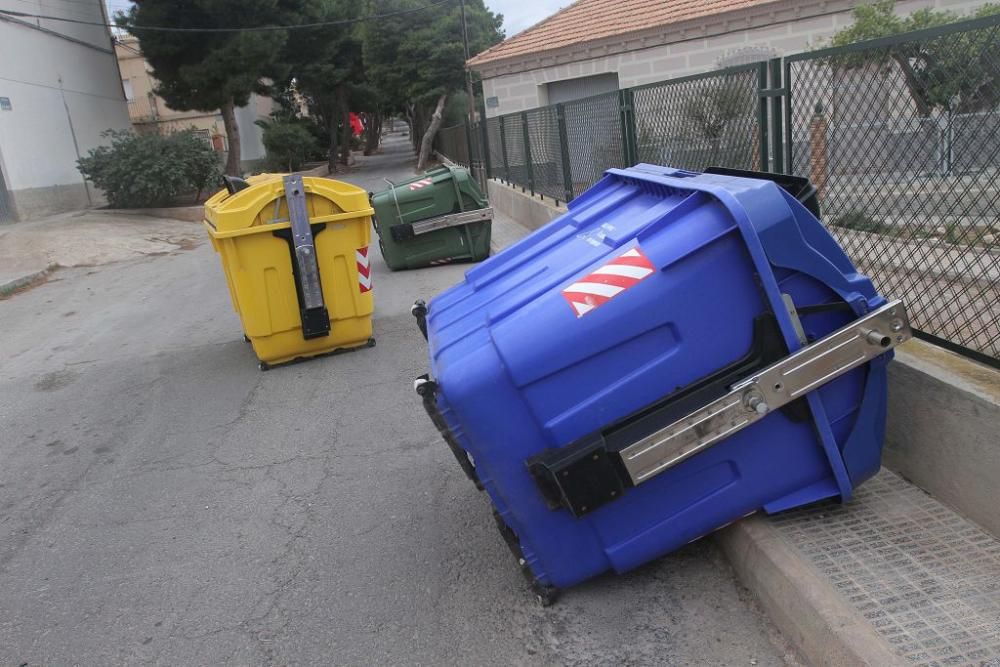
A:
204;173;375;369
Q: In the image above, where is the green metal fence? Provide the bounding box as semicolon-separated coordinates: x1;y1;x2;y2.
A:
434;13;1000;365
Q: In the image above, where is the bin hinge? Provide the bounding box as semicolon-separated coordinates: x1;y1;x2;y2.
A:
283;174;330;339
391;208;493;242
619;300;911;485
529;300;912;517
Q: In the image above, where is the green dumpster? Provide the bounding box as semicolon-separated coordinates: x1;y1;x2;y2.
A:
371;165;492;271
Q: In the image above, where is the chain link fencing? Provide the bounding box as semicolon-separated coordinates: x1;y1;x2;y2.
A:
433;13;1000;365
785;14;1000;363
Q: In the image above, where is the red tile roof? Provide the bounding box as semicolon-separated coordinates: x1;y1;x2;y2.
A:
469;0;781;67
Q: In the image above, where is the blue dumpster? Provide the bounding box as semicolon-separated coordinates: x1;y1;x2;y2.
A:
412;164;911;602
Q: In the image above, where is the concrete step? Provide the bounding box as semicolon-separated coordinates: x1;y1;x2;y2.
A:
718;470;1000;667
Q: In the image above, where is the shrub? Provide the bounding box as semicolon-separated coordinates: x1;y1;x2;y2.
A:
829;209;885;234
259;120;318;172
77;129;222;208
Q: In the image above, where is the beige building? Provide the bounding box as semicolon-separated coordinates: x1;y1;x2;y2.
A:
0;0;131;221
469;0;989;117
114;36;270;167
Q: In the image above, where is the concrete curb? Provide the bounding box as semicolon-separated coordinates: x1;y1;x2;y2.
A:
716;516;906;667
0;265;56;298
101;207;203;222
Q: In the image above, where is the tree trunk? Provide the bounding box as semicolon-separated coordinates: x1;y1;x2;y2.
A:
220;99;241;176
410;104;423;152
417;93;447;171
326;98;339;174
890;54;932;118
364;110;382;156
339;90;351;165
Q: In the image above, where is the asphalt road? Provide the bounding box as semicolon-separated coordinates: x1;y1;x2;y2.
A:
0;134;793;666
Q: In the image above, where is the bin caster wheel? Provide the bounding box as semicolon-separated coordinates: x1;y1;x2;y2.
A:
533;584;559;607
258;361;270;372
243;334;251;343
366;337;377;348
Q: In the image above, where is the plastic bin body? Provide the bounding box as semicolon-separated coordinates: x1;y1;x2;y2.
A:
371;165;491;270
204;174;375;366
423;164;891;590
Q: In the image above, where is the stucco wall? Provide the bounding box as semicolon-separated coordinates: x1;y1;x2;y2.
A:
0;0;131;220
480;0;989;118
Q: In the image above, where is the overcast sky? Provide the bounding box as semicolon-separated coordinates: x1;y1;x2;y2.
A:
486;0;566;37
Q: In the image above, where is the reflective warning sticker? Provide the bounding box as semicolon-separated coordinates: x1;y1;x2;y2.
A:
408;178;433;191
357;246;372;293
561;246;655;317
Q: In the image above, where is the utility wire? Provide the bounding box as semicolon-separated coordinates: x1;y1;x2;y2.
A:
0;0;453;32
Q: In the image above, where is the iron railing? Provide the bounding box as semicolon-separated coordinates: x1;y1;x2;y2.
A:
434;13;1000;365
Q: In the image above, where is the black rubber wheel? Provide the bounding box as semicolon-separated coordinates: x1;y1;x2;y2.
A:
366;337;377;348
534;584;559;607
258;361;270;371
243;334;251;343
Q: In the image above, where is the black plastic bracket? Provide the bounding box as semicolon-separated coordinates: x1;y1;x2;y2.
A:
527;313;798;518
415;375;482;490
272;224;330;339
411;300;428;340
391;224;416;242
492;510;559;606
704;166;821;220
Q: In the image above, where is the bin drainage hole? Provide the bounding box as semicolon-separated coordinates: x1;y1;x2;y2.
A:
774;383;783;392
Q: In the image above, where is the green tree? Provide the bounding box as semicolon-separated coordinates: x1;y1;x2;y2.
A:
282;0;366;173
363;0;503;170
118;2;295;176
829;1;1000;116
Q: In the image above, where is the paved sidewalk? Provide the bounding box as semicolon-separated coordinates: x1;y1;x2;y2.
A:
0;210;202;295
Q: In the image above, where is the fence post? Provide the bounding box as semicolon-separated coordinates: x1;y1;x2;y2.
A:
768;58;785;174
618;88;638;166
499;115;511;182
556;103;574;203
480;113;492;180
463;119;474;169
521;111;534;194
756;61;769;172
808;103;828;202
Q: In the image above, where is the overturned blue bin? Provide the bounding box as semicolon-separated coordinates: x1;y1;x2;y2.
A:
412;164;912;603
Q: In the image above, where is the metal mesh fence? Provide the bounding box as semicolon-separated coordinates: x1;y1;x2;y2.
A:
435;125;470;168
786;15;1000;361
633;65;762;171
562;91;626;196
430;14;1000;363
524;106;565;201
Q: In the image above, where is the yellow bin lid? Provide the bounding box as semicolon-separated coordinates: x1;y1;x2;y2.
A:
203;174;374;239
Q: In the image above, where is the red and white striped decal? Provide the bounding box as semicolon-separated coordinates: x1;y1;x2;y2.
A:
561;246;655;317
356;246;372;293
408;178;433;191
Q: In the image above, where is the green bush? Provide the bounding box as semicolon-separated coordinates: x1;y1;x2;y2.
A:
259;120;318;172
77;129;222;208
829;209;885;234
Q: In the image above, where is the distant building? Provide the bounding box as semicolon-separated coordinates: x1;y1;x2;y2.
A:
468;0;989;117
0;0;131;221
114;35;270;171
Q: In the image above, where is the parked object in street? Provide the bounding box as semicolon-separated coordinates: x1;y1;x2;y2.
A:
204;173;376;370
413;164;911;602
371;165;492;271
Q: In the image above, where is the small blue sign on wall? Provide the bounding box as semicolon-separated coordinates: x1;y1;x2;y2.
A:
0;97;11;111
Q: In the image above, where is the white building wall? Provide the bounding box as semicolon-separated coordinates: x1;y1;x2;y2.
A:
480;0;989;117
0;0;131;220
